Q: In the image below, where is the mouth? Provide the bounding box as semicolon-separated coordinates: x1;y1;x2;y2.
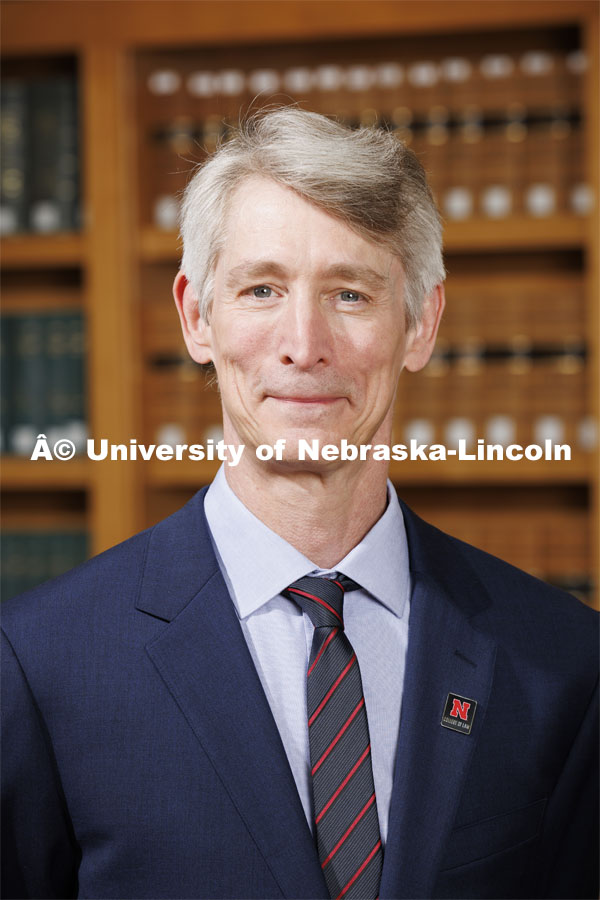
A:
266;395;344;405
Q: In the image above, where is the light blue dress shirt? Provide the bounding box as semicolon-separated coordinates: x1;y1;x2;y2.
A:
204;466;411;845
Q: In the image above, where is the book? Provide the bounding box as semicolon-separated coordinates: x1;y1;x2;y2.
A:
0;79;29;234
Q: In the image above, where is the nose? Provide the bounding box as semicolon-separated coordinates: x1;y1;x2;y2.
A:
278;293;331;370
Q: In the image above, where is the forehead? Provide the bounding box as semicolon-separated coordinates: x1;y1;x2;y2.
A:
217;176;403;283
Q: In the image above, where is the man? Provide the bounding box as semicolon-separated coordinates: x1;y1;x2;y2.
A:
2;109;598;900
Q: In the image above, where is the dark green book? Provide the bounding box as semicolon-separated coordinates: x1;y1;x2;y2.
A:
10;315;48;456
65;312;87;451
45;312;70;445
28;76;80;233
0;79;29;234
0;316;12;454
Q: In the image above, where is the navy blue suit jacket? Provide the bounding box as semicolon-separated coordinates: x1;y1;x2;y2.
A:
2;488;598;899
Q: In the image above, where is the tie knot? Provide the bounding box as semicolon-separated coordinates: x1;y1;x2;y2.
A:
283;574;359;629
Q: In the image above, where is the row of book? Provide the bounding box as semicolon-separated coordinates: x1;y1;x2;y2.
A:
147;114;590;229
142;48;586;115
1;531;88;601
138;36;590;230
140;357;595;455
140;271;587;354
0;76;80;236
442;275;585;344
429;506;589;572
426;506;592;604
1;313;87;456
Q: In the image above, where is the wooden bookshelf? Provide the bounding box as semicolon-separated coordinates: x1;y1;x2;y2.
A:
1;458;90;489
1;0;598;605
0;233;86;268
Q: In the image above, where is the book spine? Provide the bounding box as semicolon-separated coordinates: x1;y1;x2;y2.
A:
28;77;80;233
9;315;48;456
0;80;29;234
66;313;87;451
0;316;12;455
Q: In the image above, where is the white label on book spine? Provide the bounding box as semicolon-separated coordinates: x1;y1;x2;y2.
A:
526;184;556;217
480;55;514;79
570;184;594;215
408;61;438;87
444;187;473;220
441;58;472;83
156;423;186;447
30;201;61;233
218;70;245;96
376;63;403;89
520;52;554;76
566;50;588;74
187;72;218;98
404;419;435;445
148;69;181;96
346;65;375;92
446;418;475;450
0;206;17;235
248;70;280;94
314;65;344;92
481;186;512;219
283;68;312;94
533;415;564;445
578;416;598;451
486;415;516;446
154;195;179;231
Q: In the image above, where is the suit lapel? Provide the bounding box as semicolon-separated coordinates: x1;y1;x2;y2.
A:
136;490;328;900
380;505;497;899
134;489;498;900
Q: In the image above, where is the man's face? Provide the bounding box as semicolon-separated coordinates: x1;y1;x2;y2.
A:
177;176;440;467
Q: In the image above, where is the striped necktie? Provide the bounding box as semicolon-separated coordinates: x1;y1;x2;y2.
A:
283;574;383;900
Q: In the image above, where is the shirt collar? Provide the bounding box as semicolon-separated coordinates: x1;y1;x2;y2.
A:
204;465;410;622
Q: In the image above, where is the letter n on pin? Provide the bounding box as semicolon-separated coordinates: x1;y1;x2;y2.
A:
441;693;478;734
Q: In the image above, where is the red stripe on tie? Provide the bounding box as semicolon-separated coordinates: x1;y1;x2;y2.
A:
287;587;343;624
308;628;338;676
336;838;382;899
315;745;371;824
309;655;356;726
332;579;345;592
321;793;376;868
312;698;364;775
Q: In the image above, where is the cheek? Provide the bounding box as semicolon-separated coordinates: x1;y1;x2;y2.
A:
349;331;407;390
212;320;265;370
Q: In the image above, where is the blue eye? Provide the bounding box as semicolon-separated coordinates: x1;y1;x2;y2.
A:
340;290;362;302
252;285;273;298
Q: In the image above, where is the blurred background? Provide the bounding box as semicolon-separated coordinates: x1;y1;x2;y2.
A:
1;0;598;607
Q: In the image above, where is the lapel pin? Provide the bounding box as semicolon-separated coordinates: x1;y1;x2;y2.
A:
441;693;478;735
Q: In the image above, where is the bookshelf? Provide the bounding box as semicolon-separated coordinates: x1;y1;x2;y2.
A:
1;0;598;608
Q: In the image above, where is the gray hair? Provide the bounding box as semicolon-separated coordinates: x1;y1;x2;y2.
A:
180;107;445;328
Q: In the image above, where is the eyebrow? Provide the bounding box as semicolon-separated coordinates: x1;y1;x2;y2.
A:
224;259;391;292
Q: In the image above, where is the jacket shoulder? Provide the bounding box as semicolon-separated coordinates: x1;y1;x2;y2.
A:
1;525;153;635
401;502;598;671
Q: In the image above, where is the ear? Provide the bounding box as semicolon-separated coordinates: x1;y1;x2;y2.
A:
404;283;445;373
172;271;213;365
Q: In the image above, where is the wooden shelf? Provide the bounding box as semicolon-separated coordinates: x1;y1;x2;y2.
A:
0;233;86;269
2;1;597;53
1;457;91;490
139;216;589;264
139;228;181;264
145;455;593;488
443;216;589;252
